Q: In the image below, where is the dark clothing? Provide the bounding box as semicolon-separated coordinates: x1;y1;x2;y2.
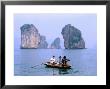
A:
62;59;65;64
62;58;68;66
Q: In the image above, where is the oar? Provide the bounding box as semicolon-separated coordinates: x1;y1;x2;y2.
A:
30;63;44;68
31;65;38;68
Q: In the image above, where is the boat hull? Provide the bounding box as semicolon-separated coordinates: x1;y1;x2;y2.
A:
44;63;71;69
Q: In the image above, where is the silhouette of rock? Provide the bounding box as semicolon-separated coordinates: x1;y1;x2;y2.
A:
50;37;61;49
38;35;48;48
61;24;85;49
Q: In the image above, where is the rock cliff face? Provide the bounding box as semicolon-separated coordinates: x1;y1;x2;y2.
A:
61;24;85;49
20;24;40;48
38;35;48;48
50;37;61;49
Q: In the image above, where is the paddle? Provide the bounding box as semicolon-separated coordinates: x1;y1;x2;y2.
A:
30;63;44;68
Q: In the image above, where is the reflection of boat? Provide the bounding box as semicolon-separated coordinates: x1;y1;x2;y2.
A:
44;62;71;69
58;69;69;75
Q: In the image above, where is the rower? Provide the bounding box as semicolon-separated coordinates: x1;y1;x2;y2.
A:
62;56;69;66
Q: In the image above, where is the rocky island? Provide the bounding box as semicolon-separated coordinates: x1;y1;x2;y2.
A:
38;35;48;48
20;24;48;49
20;24;40;48
50;37;61;49
20;24;85;49
61;24;85;49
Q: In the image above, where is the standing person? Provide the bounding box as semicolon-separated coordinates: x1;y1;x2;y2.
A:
50;56;56;64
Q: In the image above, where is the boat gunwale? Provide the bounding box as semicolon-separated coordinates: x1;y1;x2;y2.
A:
44;62;71;69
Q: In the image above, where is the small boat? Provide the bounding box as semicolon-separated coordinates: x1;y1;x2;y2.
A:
44;62;71;69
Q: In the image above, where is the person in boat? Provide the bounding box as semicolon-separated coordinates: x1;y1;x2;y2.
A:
50;56;56;64
59;56;62;65
62;56;69;66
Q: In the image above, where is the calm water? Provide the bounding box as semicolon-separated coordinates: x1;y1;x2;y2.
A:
14;48;97;76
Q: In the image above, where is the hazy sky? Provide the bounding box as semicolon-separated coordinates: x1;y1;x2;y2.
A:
14;13;97;49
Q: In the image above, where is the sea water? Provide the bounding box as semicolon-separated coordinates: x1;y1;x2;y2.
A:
14;48;97;76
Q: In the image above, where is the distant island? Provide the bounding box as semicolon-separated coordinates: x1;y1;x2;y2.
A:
50;37;61;49
61;24;85;49
20;24;48;49
20;24;85;49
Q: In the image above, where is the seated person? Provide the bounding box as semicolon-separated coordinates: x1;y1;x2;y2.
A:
50;56;56;64
59;56;62;64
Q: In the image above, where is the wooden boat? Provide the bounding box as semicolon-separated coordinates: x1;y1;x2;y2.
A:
44;62;71;69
